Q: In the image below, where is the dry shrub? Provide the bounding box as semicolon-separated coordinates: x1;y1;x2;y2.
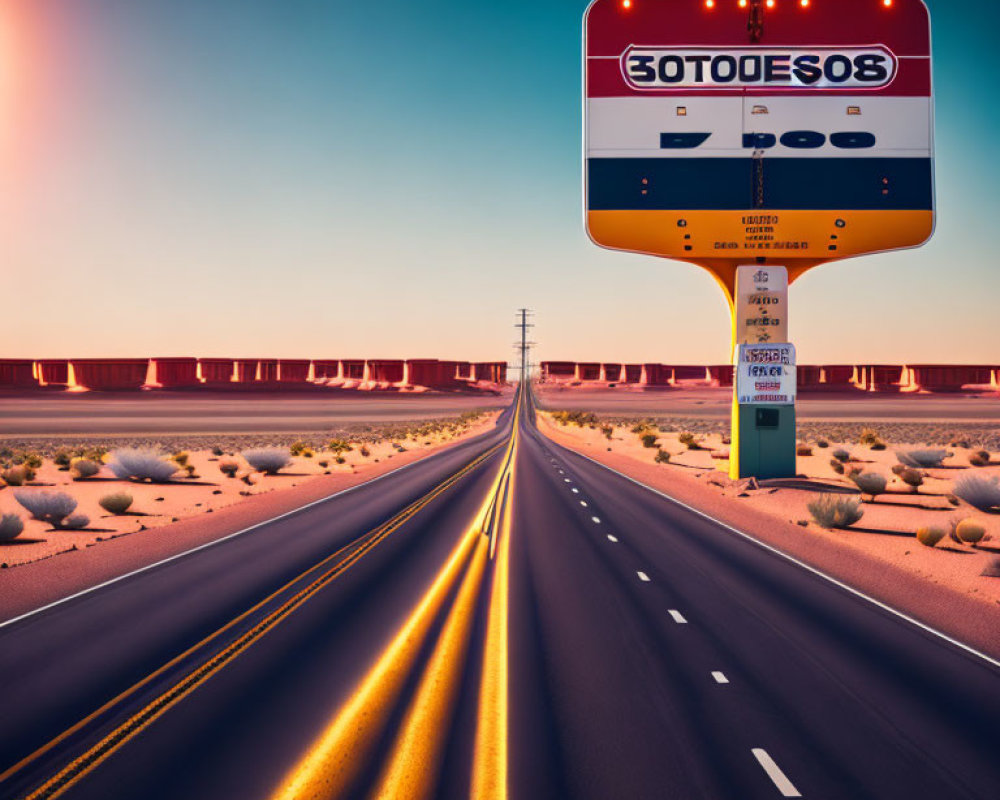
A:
807;494;864;529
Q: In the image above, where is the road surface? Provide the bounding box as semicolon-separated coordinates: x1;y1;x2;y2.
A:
0;387;997;799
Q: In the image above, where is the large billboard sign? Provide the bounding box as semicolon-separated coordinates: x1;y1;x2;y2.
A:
584;0;934;270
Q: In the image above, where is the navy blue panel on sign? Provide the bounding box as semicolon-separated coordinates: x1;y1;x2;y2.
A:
742;133;777;149
587;158;753;210
659;132;711;149
779;131;826;148
830;131;877;149
586;158;933;210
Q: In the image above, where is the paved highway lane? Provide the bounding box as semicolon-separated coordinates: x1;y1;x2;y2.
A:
1;386;998;799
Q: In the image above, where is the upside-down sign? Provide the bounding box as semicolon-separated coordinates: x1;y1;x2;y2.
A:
584;0;934;265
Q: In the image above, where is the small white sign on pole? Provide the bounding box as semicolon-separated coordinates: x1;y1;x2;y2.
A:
735;265;788;345
735;343;797;405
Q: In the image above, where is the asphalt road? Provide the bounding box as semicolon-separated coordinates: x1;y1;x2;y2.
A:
0;387;997;799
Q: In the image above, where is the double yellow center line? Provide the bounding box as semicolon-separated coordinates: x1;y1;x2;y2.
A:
7;439;506;800
272;389;523;800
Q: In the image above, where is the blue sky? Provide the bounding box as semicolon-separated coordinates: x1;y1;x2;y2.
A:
1;0;997;364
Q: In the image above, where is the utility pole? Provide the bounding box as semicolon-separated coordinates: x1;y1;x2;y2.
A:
513;309;535;385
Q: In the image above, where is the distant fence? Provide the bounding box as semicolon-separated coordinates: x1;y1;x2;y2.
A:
539;361;1000;394
0;358;508;392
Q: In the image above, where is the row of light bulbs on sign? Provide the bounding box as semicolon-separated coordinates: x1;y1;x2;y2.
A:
622;0;895;8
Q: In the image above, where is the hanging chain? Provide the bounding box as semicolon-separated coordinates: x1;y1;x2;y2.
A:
748;0;764;43
753;148;765;208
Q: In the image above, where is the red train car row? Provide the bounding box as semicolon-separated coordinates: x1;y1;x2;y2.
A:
540;362;1000;393
0;359;508;392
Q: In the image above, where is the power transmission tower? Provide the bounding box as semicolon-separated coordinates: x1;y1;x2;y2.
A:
513;309;535;384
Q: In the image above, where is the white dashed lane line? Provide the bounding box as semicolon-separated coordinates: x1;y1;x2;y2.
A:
563;478;571;483
607;534;618;543
668;610;687;624
580;501;588;507
711;671;729;684
591;516;601;524
751;749;802;797
637;571;651;582
571;488;579;494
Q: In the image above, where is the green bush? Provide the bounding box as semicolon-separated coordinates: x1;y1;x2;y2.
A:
218;460;239;478
0;513;24;541
807;494;864;529
99;492;134;515
832;448;851;463
63;514;89;530
796;443;813;456
916;526;945;548
952;476;1000;512
850;472;887;500
896;449;951;469
601;425;614;441
858;428;881;446
969;450;991;467
955;518;987;546
640;433;658;448
899;468;924;493
172;451;190;467
2;466;29;486
654;449;671;464
70;458;101;480
830;459;845;475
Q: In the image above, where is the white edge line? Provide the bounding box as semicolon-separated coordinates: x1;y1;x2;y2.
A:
554;443;1000;671
668;609;687;624
607;534;619;542
751;748;801;797
0;434;500;631
637;571;650;582
712;671;730;684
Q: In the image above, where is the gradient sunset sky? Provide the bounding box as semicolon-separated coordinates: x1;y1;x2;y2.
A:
1;0;997;365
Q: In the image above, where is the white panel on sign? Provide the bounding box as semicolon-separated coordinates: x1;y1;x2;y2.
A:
735;265;788;345
736;343;797;405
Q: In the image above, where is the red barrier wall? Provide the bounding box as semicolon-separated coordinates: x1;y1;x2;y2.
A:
907;365;994;392
312;360;340;380
821;365;857;389
858;364;905;392
576;363;601;381
257;359;279;382
406;359;439;387
151;357;199;387
622;364;643;384
341;360;366;381
278;359;310;383
708;365;734;387
368;359;405;383
601;364;623;382
641;364;671;386
493;362;508;384
199;359;235;384
455;362;473;380
71;359;149;390
0;360;37;387
438;361;460;385
541;362;576;382
797;365;823;389
673;365;707;382
38;360;70;386
233;360;257;383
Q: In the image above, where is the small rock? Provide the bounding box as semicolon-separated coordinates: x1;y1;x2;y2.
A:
796;520;809;527
212;490;222;495
155;497;165;502
737;491;750;498
139;524;147;531
171;517;179;522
